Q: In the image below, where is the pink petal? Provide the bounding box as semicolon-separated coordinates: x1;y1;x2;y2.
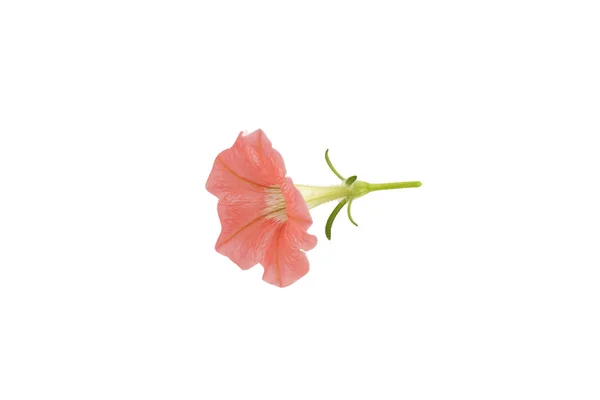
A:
279;177;313;229
205;129;286;200
215;201;281;269
261;220;318;288
260;177;317;287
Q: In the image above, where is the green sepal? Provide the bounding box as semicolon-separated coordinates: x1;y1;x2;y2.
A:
324;149;345;181
347;198;358;226
345;175;357;186
325;198;348;240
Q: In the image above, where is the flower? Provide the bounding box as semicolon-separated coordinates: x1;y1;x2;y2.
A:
207;129;422;287
205;129;318;287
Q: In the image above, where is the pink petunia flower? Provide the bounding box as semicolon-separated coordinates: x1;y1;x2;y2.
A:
206;129;421;287
205;129;317;287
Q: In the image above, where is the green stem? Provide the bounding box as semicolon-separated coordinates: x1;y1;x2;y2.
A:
368;181;422;191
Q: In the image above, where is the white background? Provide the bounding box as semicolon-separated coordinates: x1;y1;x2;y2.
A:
1;1;599;399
